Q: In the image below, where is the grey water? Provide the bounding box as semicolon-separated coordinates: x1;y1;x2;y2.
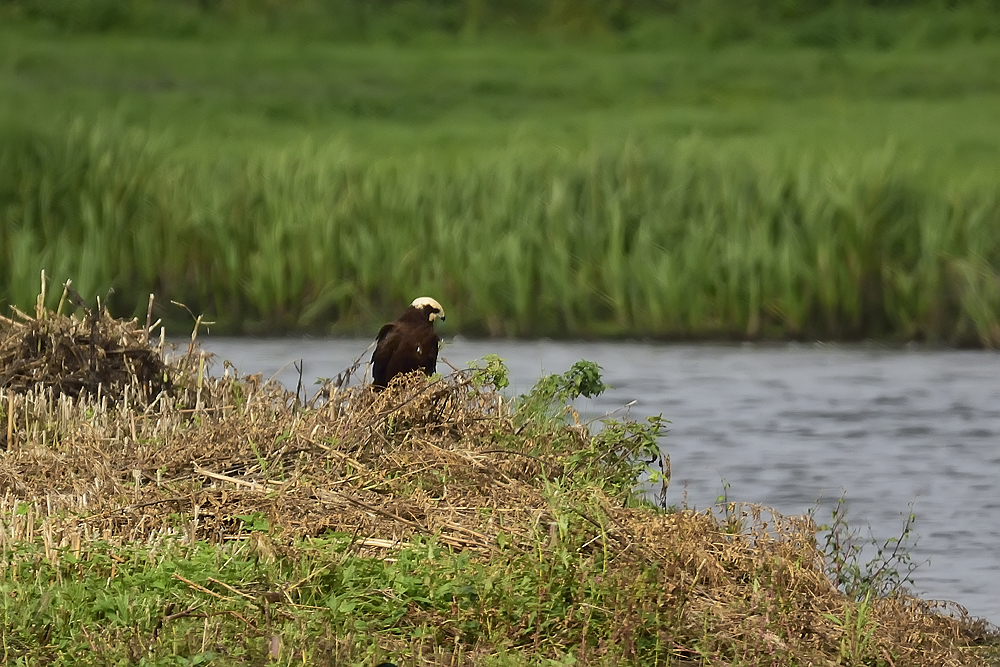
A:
193;336;1000;623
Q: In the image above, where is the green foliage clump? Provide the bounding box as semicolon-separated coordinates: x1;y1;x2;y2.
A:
817;496;920;601
470;353;510;391
516;359;608;420
508;359;668;502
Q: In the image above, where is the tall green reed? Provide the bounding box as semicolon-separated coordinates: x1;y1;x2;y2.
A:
2;124;998;343
6;0;1000;49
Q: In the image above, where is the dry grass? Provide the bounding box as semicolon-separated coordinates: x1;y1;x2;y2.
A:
1;301;997;666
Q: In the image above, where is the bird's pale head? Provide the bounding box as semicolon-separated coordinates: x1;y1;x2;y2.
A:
411;296;445;322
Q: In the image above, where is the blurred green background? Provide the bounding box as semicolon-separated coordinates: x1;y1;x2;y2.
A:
2;0;999;342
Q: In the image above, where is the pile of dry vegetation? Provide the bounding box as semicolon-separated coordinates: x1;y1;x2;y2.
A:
0;295;997;666
0;295;172;407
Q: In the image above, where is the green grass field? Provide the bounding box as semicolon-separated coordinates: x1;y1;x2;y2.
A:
2;4;1000;342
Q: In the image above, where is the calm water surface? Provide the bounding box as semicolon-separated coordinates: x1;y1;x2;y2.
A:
194;337;1000;622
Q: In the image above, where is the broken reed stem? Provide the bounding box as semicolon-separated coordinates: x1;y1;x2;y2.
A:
194;465;276;493
145;293;155;344
36;269;47;320
56;280;70;317
6;393;14;451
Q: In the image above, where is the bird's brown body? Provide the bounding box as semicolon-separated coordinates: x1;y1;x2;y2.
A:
371;297;445;391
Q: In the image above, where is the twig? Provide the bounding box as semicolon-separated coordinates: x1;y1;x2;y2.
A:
294;359;304;406
79;624;99;653
10;305;34;322
193;465;279;493
308;341;375;406
307;438;367;471
435;519;490;542
206;577;257;602
172;572;230;601
315;488;489;551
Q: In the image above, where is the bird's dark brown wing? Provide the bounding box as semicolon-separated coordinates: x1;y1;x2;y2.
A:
376;323;395;343
414;328;440;375
371;323;397;388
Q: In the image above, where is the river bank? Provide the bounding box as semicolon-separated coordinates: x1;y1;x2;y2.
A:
1;303;997;665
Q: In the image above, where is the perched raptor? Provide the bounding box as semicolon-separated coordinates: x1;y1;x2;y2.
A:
371;296;445;391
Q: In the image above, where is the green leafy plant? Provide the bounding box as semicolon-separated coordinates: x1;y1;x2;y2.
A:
589;414;669;501
235;513;270;532
515;360;608;423
816;495;920;600
470;353;510;391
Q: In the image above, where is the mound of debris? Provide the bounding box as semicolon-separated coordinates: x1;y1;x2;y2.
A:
0;300;174;405
1;363;996;666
